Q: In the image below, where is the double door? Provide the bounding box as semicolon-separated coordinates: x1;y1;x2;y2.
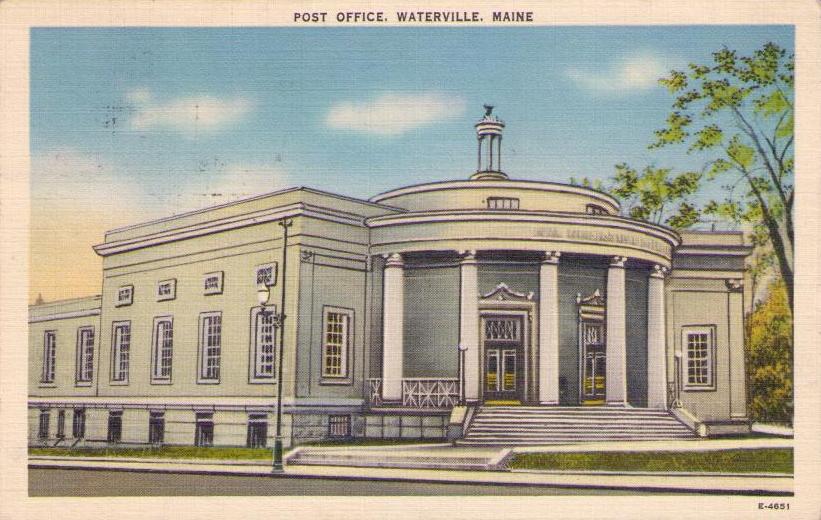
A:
581;322;606;404
483;315;525;402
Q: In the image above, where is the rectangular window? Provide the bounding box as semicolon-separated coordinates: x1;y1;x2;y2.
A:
199;313;222;382
255;263;277;287
152;317;174;381
42;331;56;383
148;411;165;445
195;413;214;447
72;409;86;438
38;410;50;440
246;414;268;448
322;307;352;379
111;321;131;382
683;326;716;390
107;411;123;443
116;285;133;306
328;415;351;438
156;279;177;301
56;410;66;439
487;197;520;210
76;326;95;384
250;307;276;381
203;271;224;295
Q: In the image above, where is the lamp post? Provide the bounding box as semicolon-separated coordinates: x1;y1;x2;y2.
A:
458;344;468;406
257;218;293;474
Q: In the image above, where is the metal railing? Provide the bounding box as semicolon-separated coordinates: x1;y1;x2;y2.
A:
367;377;460;409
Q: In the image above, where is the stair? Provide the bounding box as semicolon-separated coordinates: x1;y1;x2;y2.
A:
457;406;697;446
286;447;510;471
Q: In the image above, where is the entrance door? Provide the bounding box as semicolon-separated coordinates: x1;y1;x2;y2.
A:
483;316;524;403
581;322;606;404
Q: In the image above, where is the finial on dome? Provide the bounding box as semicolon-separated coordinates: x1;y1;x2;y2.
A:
471;105;508;181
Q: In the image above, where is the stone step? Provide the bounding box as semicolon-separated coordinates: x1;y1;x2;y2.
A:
478;409;672;416
472;417;684;425
286;449;508;470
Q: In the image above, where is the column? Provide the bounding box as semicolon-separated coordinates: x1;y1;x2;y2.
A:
606;256;628;406
459;251;480;402
647;265;669;409
539;251;561;405
381;253;404;402
726;279;747;418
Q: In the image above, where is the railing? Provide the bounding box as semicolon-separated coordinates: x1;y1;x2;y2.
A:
367;377;460;409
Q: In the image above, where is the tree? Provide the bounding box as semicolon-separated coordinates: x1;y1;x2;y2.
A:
746;278;793;425
608;163;702;229
652;42;794;311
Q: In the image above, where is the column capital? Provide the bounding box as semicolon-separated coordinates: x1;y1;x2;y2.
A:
383;252;404;268
609;256;628;268
541;251;561;265
725;278;744;292
650;264;669;279
458;250;478;264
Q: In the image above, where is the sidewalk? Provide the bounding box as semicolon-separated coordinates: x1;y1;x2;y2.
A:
29;452;793;495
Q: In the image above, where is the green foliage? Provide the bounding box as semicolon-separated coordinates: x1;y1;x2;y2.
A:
615;42;794;311
746;278;793;425
609;163;701;229
509;449;793;474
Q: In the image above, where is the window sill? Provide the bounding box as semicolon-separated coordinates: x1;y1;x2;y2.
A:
38;382;57;388
319;377;353;386
249;378;276;385
683;385;717;392
197;379;221;385
109;380;130;386
150;379;173;385
74;381;93;388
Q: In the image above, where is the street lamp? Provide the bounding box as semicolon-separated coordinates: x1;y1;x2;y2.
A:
458;344;468;405
258;218;293;474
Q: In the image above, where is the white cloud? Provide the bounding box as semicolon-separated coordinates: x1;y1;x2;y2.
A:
326;92;466;136
566;51;672;94
127;88;254;137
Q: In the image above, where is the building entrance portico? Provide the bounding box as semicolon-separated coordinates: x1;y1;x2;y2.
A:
480;310;530;404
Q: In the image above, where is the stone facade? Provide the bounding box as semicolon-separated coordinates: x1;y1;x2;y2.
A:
28;110;752;448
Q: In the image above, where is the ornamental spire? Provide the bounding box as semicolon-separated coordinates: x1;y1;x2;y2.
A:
470;105;508;181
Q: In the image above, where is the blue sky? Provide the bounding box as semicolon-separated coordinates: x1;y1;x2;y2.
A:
29;26;793;300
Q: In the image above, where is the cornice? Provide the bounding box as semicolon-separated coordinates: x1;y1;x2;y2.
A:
367;209;681;247
94;203;367;257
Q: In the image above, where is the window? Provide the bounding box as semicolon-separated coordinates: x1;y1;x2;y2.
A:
255;263;277;287
682;326;716;390
56;410;66;439
107;411;123;443
195;413;214;447
250;306;276;381
487;196;520;210
151;317;174;382
586;204;609;215
203;271;224;295
111;321;131;382
76;326;94;384
246;414;268;448
37;410;49;440
148;411;165;445
41;331;56;383
199;312;222;382
72;409;86;439
322;307;352;379
116;285;133;306
156;279;176;301
328;415;351;438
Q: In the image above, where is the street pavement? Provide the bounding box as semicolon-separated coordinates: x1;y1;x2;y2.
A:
29;468;641;496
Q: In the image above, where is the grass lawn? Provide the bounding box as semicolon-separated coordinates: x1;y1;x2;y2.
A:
28;439;444;460
509;448;793;474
